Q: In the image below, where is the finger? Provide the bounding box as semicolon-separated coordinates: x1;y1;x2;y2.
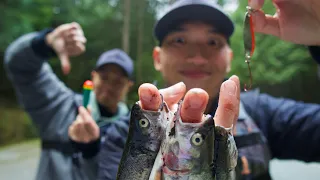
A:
55;22;80;37
66;43;86;56
84;121;99;141
138;83;161;111
65;29;87;43
249;0;264;10
229;75;240;133
55;24;74;35
70;22;83;33
87;106;92;114
159;82;186;110
77;122;90;143
69;22;85;38
66;35;87;44
65;31;86;43
180;88;209;123
214;79;238;129
58;52;71;75
79;106;93;122
251;10;280;37
68;124;75;140
73;120;84;142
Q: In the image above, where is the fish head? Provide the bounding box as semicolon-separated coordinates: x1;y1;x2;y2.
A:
162;111;215;176
129;101;170;152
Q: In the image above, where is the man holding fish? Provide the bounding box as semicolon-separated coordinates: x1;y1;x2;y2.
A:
69;0;320;179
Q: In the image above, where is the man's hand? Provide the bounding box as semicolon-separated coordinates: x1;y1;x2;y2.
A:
138;75;240;130
250;0;320;45
68;106;100;143
46;22;87;74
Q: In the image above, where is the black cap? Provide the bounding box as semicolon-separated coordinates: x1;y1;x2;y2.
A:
154;0;235;45
95;48;134;79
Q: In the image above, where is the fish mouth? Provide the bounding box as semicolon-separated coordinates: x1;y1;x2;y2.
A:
162;166;190;176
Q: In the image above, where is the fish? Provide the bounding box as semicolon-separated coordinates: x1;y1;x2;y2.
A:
150;100;238;180
213;126;238;180
116;97;172;180
156;101;216;180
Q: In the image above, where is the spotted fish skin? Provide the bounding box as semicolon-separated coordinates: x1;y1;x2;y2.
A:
213;126;238;180
116;102;169;180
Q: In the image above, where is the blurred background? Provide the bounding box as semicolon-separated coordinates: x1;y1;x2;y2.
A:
0;0;319;179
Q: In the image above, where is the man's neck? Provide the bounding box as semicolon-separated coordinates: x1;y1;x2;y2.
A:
98;103;118;118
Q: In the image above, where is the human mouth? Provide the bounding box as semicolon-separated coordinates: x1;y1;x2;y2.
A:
179;70;211;79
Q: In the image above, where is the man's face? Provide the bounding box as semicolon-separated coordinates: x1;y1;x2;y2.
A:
91;64;133;109
153;21;233;99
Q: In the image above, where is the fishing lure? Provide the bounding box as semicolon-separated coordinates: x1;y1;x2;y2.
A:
243;5;256;91
82;80;93;108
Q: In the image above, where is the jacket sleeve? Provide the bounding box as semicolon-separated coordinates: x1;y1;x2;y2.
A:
4;29;78;141
241;90;320;163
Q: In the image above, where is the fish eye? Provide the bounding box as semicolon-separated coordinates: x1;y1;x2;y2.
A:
139;118;149;128
191;133;204;146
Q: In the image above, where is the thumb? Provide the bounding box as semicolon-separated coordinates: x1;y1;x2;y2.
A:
138;83;162;111
248;0;264;10
180;88;209;123
251;10;280;37
59;52;71;75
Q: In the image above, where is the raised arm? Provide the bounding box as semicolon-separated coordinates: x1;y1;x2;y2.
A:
241;90;320;162
4;23;86;141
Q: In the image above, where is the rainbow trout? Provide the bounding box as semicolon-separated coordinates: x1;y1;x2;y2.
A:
116;98;172;180
150;101;238;180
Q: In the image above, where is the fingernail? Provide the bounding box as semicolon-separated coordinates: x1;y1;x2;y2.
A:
188;89;204;109
248;0;256;9
140;92;151;102
224;80;237;95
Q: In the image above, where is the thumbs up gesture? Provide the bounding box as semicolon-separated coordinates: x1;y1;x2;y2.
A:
45;22;87;74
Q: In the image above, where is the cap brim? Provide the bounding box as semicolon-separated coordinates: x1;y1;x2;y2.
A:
154;4;234;44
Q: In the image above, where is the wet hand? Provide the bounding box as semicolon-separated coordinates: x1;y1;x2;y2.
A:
46;22;87;74
68;106;100;143
137;75;240;130
249;0;320;45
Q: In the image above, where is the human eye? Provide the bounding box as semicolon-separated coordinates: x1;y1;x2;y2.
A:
167;36;186;46
208;37;224;48
173;37;185;44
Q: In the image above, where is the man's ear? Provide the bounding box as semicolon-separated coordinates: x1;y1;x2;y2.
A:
153;46;161;71
91;70;98;81
91;71;96;80
128;80;134;89
226;48;233;73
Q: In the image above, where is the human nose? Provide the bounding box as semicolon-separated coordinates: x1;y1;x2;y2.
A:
185;44;210;65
